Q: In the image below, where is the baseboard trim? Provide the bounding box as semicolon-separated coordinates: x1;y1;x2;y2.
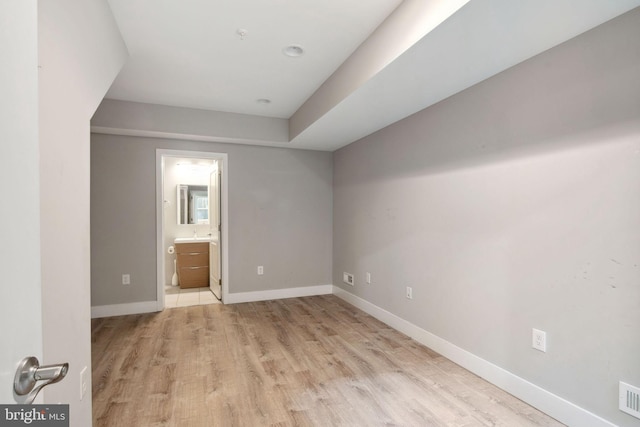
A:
91;301;159;319
224;284;333;304
332;286;616;427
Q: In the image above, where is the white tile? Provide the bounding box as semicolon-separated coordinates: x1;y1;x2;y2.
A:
179;292;200;302
176;300;196;308
177;293;200;307
165;286;180;295
200;293;216;304
165;294;179;308
163;286;218;308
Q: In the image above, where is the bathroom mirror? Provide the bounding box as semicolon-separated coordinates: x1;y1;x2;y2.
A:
177;184;209;225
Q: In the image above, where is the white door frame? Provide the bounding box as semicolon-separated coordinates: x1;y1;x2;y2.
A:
156;149;229;307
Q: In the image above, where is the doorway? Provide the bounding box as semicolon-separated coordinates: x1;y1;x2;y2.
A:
156;149;229;308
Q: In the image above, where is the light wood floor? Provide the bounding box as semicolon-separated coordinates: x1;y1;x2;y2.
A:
91;295;564;427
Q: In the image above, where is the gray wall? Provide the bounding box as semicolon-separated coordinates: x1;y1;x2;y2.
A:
91;135;332;306
333;9;640;427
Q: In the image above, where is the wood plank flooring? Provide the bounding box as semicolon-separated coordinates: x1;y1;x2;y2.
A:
91;295;564;427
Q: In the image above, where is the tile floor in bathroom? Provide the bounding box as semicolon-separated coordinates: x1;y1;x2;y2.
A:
164;286;220;308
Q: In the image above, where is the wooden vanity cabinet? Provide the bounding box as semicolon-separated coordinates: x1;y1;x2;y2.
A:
175;242;209;288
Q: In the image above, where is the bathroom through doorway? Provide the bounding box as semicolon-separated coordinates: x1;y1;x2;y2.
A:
156;149;229;308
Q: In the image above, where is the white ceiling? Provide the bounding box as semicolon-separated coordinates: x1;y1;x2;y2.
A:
106;0;403;118
102;0;640;151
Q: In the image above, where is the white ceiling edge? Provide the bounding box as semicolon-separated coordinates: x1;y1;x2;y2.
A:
290;0;640;151
91;126;296;149
289;0;471;140
91;98;290;146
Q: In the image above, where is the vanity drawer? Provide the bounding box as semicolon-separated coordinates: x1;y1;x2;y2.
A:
175;242;209;254
175;242;210;288
178;266;209;288
176;252;208;267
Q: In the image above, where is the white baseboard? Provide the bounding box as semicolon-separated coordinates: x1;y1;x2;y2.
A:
224;284;333;304
332;286;616;427
91;284;333;317
91;301;159;318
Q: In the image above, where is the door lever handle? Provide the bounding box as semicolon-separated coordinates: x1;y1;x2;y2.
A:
14;356;69;404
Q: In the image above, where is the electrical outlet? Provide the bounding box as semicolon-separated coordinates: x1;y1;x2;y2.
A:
406;286;413;299
343;272;354;286
80;366;88;400
122;274;130;285
257;266;264;275
366;272;371;284
532;328;546;352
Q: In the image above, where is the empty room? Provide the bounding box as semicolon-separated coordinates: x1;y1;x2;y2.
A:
2;1;639;427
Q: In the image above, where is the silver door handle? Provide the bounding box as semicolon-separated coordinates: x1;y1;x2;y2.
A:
14;356;69;404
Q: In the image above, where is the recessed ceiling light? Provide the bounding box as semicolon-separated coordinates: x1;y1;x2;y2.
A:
256;98;271;104
283;45;304;57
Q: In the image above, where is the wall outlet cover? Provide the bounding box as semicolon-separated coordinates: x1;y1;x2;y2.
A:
532;328;546;352
343;272;354;286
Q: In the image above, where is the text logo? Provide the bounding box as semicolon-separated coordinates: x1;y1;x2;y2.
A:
0;405;68;426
